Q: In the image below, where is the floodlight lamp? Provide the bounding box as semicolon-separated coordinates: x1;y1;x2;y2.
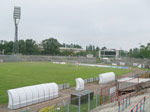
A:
13;6;21;19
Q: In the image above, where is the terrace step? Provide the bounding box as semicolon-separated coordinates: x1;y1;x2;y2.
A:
144;94;150;112
123;94;148;112
92;93;150;112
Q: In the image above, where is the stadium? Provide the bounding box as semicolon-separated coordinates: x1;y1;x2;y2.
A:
0;55;150;112
1;0;150;112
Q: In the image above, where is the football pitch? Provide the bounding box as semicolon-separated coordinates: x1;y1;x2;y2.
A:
0;62;133;103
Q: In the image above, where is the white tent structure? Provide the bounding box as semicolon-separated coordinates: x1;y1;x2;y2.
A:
99;72;115;84
8;83;58;109
75;78;84;91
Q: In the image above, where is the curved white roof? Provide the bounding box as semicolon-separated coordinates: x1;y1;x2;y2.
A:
75;78;84;91
8;82;58;109
99;72;115;84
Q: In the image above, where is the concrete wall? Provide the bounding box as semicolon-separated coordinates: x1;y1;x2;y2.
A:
110;57;150;66
0;55;96;63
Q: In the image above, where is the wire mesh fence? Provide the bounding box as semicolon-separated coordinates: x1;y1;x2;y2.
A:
54;89;100;112
3;71;150;112
100;82;118;105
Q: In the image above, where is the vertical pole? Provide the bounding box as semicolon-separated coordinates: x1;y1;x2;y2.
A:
105;88;107;103
54;105;56;112
103;95;105;104
100;88;102;105
16;24;19;53
67;101;69;112
88;93;90;111
140;101;142;112
13;19;16;53
126;97;127;108
109;93;110;102
78;96;81;112
143;97;145;112
117;82;119;101
129;94;131;105
13;19;19;54
122;98;124;111
138;77;139;90
111;95;112;102
96;91;98;107
118;101;120;112
136;105;138;112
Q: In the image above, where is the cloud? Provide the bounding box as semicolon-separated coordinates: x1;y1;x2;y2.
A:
0;0;150;50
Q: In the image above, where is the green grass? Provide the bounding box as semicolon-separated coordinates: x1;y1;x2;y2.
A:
0;62;133;104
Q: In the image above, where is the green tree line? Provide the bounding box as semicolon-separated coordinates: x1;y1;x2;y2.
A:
128;43;150;58
0;38;101;57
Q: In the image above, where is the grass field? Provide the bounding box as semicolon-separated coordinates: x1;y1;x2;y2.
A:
0;62;133;103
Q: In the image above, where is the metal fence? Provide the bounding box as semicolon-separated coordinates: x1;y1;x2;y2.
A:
10;71;150;112
118;94;131;112
0;55;96;63
130;71;150;78
54;89;100;112
100;82;118;105
84;77;99;84
58;83;70;90
19;89;100;112
0;77;99;112
99;71;150;106
58;77;99;91
130;96;146;112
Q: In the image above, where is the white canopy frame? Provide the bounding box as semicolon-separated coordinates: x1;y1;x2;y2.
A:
75;78;84;91
99;72;115;84
8;82;58;109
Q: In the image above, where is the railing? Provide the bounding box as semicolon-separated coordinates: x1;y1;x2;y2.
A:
130;96;146;112
100;82;119;105
118;94;131;112
117;77;140;94
84;77;99;84
130;71;150;78
58;83;70;90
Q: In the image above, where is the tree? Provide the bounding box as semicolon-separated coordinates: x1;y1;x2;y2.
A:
0;40;14;54
4;41;13;54
0;40;5;51
120;50;127;57
96;46;100;51
128;44;150;58
19;40;25;54
61;43;66;47
101;46;107;50
24;39;39;55
85;45;100;57
42;38;60;55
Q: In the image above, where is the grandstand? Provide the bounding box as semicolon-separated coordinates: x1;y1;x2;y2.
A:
0;57;149;112
92;92;150;112
92;72;150;112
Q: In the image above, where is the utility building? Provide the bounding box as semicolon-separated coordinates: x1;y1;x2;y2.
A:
99;49;120;59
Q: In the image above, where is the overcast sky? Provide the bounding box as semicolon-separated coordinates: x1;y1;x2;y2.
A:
0;0;150;50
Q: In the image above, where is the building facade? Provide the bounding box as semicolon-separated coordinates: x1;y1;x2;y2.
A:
99;49;120;59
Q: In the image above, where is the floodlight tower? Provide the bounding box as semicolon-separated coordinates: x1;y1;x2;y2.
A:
13;6;21;54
